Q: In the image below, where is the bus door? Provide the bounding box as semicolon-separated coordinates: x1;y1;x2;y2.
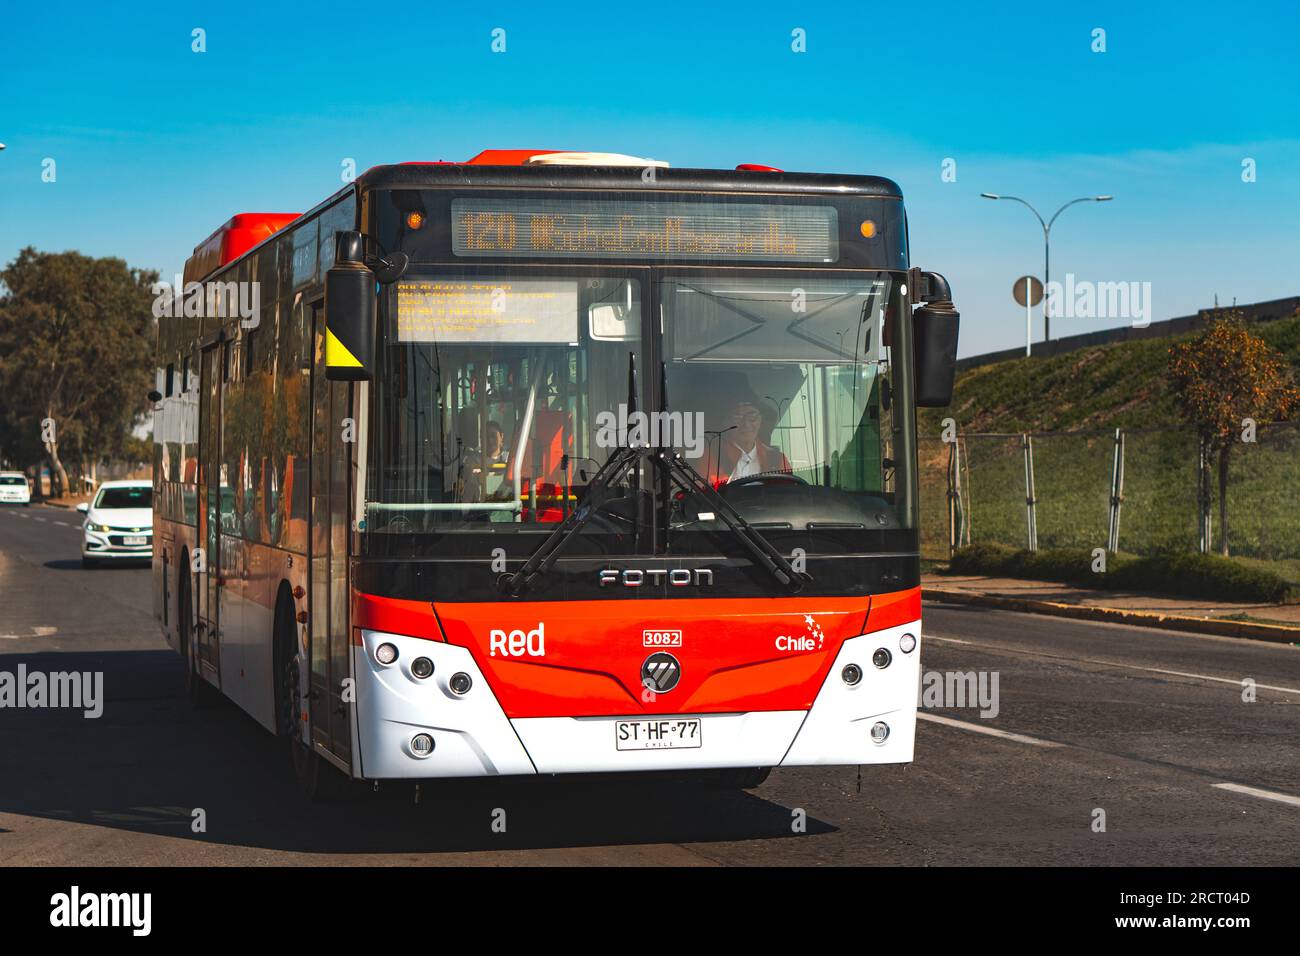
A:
308;301;352;768
194;341;223;679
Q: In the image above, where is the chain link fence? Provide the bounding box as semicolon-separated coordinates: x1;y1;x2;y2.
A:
919;423;1300;576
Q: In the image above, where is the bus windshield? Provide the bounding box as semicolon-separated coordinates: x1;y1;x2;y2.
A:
662;272;914;535
364;267;914;540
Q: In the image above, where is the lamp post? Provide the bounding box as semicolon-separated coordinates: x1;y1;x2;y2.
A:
981;193;1113;341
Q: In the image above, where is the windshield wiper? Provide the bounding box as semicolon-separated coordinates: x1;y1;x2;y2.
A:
501;351;806;597
501;351;644;596
655;359;805;591
498;442;644;596
499;444;808;596
656;450;807;592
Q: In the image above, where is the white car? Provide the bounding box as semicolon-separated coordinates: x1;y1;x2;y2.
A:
0;471;31;506
79;479;153;568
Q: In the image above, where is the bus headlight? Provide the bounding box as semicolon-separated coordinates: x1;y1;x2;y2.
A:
410;733;435;757
899;633;917;653
375;642;398;665
870;721;890;744
411;657;434;679
841;663;862;685
872;648;892;669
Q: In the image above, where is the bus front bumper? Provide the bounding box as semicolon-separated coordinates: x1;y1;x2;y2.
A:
353;623;920;780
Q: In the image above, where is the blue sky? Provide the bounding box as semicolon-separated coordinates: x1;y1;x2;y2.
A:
1;0;1297;356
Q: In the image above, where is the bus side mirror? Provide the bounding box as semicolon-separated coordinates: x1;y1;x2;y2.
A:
913;295;960;406
325;231;377;382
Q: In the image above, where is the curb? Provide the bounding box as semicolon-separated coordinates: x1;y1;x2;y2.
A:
922;587;1300;645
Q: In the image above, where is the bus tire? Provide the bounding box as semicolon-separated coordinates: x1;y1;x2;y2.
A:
275;587;342;802
683;767;771;790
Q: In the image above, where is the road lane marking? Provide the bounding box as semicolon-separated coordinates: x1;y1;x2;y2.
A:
925;631;1300;695
32;516;45;522
1128;666;1300;695
55;521;72;527
918;712;1060;747
0;626;58;640
1212;783;1300;808
927;635;971;645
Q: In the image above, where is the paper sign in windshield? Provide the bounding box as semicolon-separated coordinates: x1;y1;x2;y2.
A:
396;279;579;343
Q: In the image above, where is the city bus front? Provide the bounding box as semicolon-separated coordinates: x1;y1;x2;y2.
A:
341;166;958;780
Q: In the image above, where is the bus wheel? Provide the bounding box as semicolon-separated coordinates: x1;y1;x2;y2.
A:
275;595;341;802
178;567;215;707
732;767;771;790
684;767;771;790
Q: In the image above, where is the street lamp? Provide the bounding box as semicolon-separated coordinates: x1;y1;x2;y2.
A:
981;192;1113;341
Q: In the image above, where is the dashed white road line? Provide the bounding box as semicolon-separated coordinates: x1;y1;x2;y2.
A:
0;626;59;640
918;712;1060;747
1125;666;1300;695
923;714;1300;809
1212;783;1300;808
925;631;1300;695
926;635;971;645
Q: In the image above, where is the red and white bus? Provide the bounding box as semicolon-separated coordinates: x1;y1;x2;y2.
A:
152;149;959;795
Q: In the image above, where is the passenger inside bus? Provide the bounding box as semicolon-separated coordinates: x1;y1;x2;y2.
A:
484;421;509;466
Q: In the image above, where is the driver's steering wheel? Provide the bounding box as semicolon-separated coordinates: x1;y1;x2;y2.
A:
722;472;808;489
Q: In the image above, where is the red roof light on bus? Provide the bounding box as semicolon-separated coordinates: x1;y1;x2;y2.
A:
184;212;300;282
736;164;784;172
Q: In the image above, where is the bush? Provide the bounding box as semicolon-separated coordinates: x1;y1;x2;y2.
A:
945;543;1296;604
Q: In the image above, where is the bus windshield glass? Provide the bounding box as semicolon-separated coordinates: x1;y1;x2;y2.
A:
366;271;645;534
364;267;914;540
662;272;914;535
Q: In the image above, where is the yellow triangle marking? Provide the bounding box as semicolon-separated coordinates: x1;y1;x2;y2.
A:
325;328;362;368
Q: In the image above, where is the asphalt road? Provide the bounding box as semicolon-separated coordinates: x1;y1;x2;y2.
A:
1;502;1297;865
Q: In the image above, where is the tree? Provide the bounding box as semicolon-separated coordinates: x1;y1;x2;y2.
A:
1167;313;1299;556
0;248;158;496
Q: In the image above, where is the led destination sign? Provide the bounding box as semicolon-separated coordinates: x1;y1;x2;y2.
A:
451;198;838;262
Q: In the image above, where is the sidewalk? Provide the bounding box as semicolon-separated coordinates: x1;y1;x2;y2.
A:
33;496;91;510
922;573;1300;644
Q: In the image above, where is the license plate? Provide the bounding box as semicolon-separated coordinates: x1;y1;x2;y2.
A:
123;535;147;546
615;718;702;751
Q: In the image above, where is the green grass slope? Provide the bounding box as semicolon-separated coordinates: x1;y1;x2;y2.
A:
921;311;1300;435
916;312;1300;571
